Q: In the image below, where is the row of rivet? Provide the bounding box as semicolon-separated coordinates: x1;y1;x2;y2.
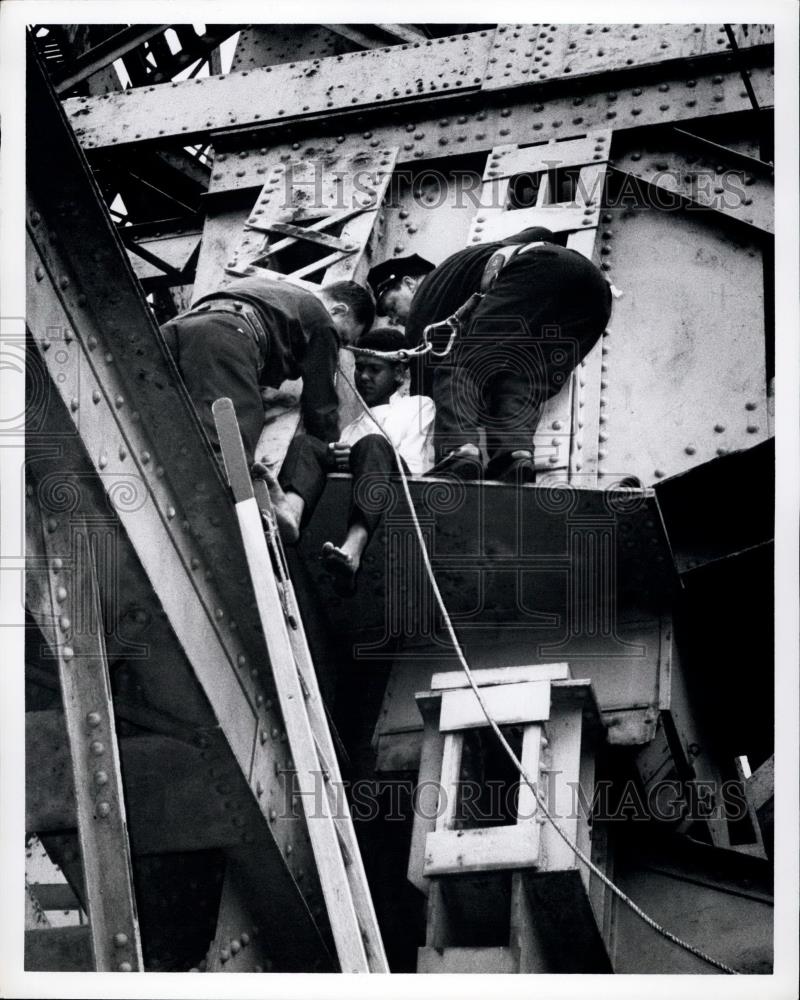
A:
204;60;771;199
32;241;287;758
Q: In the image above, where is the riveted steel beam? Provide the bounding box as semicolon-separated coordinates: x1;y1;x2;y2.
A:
203;63;773;198
27;38;332;970
61;25;772;151
64;31;489;149
483;22;772;89
613;134;773;234
26;495;143;972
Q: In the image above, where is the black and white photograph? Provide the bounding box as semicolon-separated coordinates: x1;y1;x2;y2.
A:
1;3;797;997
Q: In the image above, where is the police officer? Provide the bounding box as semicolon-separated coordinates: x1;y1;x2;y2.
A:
369;228;612;482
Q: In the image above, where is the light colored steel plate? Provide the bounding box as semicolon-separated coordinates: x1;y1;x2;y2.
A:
592;205;768;485
64;31;490;149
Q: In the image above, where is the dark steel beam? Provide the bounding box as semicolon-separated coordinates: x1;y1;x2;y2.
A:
53;25;170;93
26;36;333;970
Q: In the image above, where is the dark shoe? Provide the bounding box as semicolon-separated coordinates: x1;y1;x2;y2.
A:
428;450;484;481
495;456;537;485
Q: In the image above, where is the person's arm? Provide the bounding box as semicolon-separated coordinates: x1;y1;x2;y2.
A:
300;324;340;443
393;396;436;475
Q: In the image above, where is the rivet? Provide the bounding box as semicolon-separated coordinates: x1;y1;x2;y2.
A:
747;425;759;434
745;401;757;410
59;615;70;631
714;423;725;433
62;646;74;661
95;770;109;786
86;712;101;727
653;469;665;478
220;949;230;963
256;781;264;796
685;444;696;455
56;586;68;602
91;740;105;755
47;518;58;534
241;932;250;946
98;453;108;469
166;506;176;519
87;336;97;351
92;390;101;404
113;932;128;947
141;452;150;464
552;420;562;430
260;729;268;745
269;808;277;822
118;962;132;972
97;801;111;818
230;939;241;954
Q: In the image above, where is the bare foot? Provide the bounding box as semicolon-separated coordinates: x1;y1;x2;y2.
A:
252;464;301;544
321;541;359;596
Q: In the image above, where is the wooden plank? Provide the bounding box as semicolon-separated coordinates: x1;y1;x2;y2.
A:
435;733;464;832
233;491;371;972
31;507;143;972
439;681;551;732
425;823;541;876
431;662;571;691
407;693;445;894
539;701;584;872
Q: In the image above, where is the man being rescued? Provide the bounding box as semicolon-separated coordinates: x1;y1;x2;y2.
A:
259;328;435;594
368;226;613;483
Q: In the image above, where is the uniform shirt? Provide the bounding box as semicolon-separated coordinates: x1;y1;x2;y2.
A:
194;275;341;443
338;392;436;475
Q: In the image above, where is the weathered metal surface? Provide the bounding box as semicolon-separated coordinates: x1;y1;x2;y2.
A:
61;25;773;151
26;497;143;973
25;926;94;971
614;138;773;234
231;24;361;70
299;474;674;655
611;849;772;972
27;44;332;969
202;63;774;200
205;865;274;971
654;439;773;574
590;201;768;486
126;231;201;282
484;23;773;90
64;32;489;148
26;711;290;855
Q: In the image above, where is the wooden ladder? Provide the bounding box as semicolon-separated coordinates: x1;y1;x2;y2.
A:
212;397;389;973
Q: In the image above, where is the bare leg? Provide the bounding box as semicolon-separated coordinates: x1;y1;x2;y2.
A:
255;464;304;544
321;522;369;595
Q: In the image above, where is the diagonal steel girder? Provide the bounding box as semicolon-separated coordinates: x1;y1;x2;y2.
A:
26;34;335;970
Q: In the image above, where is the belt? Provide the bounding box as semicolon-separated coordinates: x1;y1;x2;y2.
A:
184;298;269;371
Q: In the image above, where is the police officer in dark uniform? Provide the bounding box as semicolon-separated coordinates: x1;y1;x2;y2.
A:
368;228;612;482
160;276;375;466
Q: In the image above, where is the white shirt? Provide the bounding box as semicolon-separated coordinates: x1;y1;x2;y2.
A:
339;392;436;475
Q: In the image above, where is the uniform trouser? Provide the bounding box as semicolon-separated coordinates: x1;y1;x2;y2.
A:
279;433;410;536
160;312;264;466
424;261;612;477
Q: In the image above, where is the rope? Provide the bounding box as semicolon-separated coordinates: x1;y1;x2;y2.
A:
336;364;739;976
